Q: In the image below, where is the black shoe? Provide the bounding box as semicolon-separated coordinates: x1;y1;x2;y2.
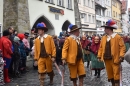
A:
94;70;97;76
97;69;101;78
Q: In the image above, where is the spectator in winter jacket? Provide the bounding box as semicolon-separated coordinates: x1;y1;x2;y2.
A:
8;26;15;77
17;34;27;73
13;36;21;77
1;30;13;83
23;32;30;56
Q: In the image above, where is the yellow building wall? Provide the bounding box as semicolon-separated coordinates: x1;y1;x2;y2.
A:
112;0;122;33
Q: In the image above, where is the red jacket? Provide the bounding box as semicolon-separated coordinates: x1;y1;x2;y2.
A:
0;36;13;58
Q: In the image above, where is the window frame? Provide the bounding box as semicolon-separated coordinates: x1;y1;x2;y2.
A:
45;0;54;4
67;0;72;10
57;0;64;7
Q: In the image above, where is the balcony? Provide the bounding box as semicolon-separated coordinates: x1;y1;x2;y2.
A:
95;2;107;10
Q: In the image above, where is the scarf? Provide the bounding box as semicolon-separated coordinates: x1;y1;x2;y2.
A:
90;41;100;55
81;39;90;49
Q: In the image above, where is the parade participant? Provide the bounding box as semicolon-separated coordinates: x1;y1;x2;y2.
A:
62;24;86;86
0;30;13;83
98;20;126;86
90;36;104;78
13;36;21;77
34;22;56;86
81;35;91;68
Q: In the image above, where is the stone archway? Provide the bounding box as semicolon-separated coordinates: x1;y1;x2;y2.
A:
62;20;71;32
33;15;55;35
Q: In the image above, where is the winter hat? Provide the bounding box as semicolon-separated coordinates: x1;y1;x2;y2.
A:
3;29;10;36
36;22;48;32
17;33;25;40
68;24;81;33
101;20;118;29
14;36;20;42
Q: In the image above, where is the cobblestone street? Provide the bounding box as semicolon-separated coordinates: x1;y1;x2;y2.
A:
4;60;130;86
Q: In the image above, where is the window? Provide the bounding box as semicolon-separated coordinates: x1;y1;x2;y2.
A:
88;0;90;7
92;16;95;23
107;11;108;16
119;14;121;19
96;8;101;16
113;11;115;17
112;1;117;7
57;0;64;6
96;20;101;27
102;10;105;16
92;1;94;8
88;15;91;22
46;0;53;3
103;22;105;25
67;0;72;9
83;0;86;6
84;14;87;22
55;14;59;20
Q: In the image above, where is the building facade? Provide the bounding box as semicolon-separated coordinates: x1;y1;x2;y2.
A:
112;0;122;33
78;0;96;36
95;0;108;34
0;0;75;36
120;0;130;34
28;0;75;35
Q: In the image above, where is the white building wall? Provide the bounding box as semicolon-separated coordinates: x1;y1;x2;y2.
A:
28;0;75;35
105;0;112;21
122;14;129;33
78;0;96;29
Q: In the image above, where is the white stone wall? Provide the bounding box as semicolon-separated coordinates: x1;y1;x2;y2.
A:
0;0;3;32
28;0;75;35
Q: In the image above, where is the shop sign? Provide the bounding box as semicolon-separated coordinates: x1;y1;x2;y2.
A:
97;28;104;31
49;6;64;15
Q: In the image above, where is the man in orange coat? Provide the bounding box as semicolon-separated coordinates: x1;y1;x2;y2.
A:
34;22;56;86
62;24;86;86
98;20;126;86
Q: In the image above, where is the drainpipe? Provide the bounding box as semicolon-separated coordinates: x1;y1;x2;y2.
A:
74;0;82;36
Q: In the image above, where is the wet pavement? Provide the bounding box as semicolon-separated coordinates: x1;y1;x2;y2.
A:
4;60;130;86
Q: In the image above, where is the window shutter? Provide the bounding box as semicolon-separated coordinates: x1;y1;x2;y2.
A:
57;0;59;5
62;0;64;6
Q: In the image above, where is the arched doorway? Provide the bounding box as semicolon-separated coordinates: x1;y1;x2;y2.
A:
33;16;55;35
62;20;71;32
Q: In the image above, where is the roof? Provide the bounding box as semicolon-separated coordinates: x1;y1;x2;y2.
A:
117;0;122;4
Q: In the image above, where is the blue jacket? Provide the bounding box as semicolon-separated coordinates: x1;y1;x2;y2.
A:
19;41;26;59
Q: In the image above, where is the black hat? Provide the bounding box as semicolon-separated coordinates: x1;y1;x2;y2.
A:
3;30;10;36
68;24;81;32
24;32;29;37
